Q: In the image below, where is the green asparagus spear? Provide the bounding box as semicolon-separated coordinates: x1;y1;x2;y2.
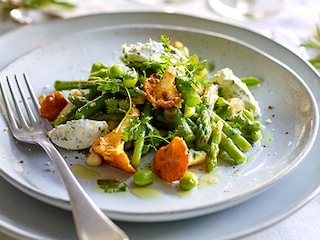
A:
213;113;252;152
68;95;88;107
220;132;246;164
192;84;221;171
194;102;222;172
54;80;102;90
89;113;124;121
214;97;261;146
170;109;196;143
52;104;78;127
176;77;201;117
75;92;111;119
131;102;152;168
55;78;145;97
89;62;109;78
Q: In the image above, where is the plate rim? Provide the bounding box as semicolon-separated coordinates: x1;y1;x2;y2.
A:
1;22;318;222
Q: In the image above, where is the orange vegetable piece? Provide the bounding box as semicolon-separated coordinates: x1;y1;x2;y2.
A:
143;66;181;108
91;108;139;173
39;91;67;121
154;137;189;182
91;130;136;173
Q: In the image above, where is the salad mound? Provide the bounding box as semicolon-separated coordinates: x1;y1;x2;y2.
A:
40;36;262;190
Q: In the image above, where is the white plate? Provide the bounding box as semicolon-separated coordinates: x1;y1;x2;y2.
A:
1;12;320;239
0;19;318;222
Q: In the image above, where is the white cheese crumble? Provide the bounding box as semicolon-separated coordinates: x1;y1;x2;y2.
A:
265;118;272;124
122;39;165;62
48;119;108;150
212;68;261;117
122;38;187;64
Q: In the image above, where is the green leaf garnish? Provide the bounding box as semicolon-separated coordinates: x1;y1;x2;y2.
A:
97;179;128;193
240;77;262;86
300;24;320;69
105;98;130;115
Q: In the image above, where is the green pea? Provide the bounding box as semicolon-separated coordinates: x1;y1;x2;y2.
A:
123;72;138;88
108;63;126;79
179;171;198;191
133;169;154;186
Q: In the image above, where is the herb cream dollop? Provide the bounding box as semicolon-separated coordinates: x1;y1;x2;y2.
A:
48;119;108;150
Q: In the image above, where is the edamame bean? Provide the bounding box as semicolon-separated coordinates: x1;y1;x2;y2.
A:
179;171;198;190
133;169;154;186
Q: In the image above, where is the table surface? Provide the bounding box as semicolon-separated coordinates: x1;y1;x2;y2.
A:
0;0;319;239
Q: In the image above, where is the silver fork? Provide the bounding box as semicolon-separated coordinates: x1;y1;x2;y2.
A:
0;74;129;240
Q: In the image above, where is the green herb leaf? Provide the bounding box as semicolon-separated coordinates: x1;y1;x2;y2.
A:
104;97;130;115
123;115;163;151
300;36;320;49
0;0;76;11
240;76;262;86
161;35;171;53
97;79;122;93
300;24;320;70
23;0;76;9
97;179;128;193
309;56;320;70
316;24;320;38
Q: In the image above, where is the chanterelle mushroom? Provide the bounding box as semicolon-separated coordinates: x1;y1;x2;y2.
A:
91;108;139;173
143;66;181;108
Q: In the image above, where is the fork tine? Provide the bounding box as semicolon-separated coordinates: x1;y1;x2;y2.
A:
23;74;41;111
23;74;53;131
14;74;40;128
14;75;38;127
8;76;29;129
0;77;20;131
0;78;24;140
3;76;30;130
1;74;52;132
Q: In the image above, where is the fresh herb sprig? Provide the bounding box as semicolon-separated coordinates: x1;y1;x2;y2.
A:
300;25;320;70
1;0;75;10
97;179;128;193
0;0;76;21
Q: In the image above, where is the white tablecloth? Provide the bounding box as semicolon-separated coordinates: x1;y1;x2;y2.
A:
0;0;319;239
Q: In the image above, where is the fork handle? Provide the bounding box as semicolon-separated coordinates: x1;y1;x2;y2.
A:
37;136;128;240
